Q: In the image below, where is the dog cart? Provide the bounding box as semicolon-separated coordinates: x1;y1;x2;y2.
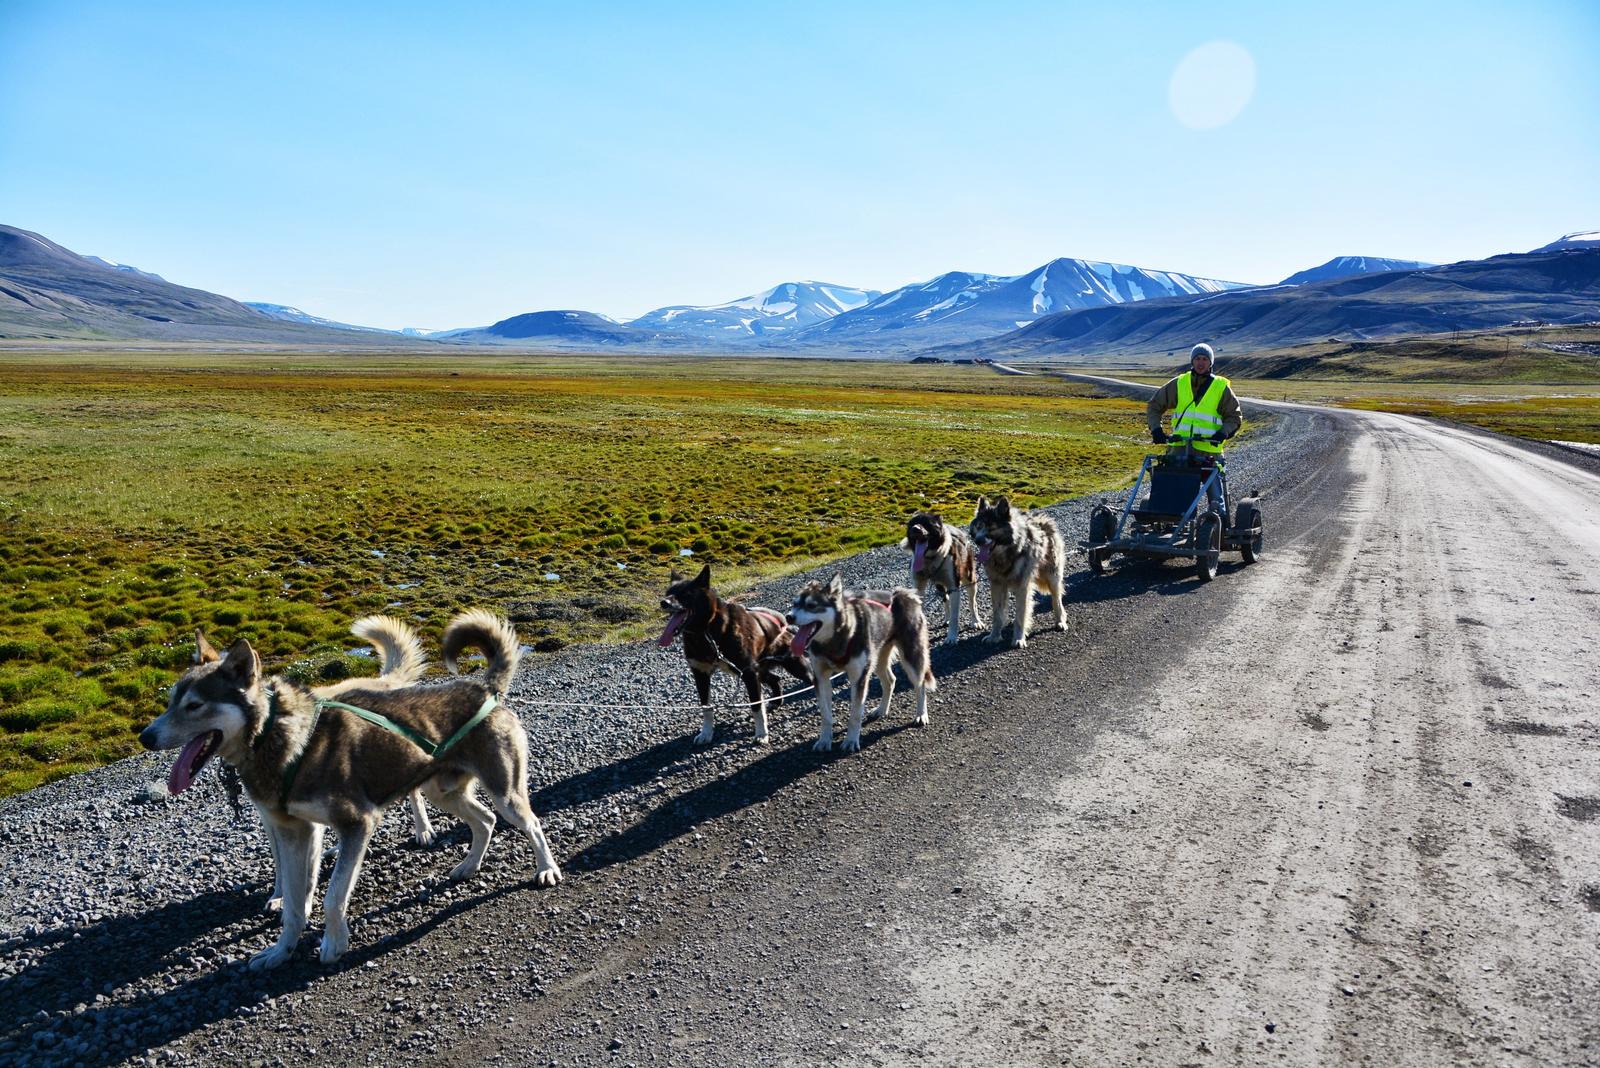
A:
1084;444;1263;582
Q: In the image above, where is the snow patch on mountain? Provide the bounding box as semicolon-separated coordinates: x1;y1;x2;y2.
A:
1279;256;1434;286
630;280;878;338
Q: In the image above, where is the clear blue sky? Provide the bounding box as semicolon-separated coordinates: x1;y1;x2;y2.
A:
2;0;1596;330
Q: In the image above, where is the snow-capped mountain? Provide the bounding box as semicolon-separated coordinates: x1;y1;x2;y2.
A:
246;302;395;334
1279;256;1434;286
629;281;878;339
795;259;1246;348
82;255;167;283
1533;231;1600;252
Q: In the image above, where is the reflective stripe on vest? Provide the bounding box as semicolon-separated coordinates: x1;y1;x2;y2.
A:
1172;372;1230;454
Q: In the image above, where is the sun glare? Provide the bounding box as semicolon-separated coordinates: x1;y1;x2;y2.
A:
1168;40;1257;130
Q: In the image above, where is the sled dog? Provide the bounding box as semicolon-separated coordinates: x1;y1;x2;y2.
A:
787;574;935;753
658;565;812;744
140;609;561;969
901;511;984;644
968;495;1068;648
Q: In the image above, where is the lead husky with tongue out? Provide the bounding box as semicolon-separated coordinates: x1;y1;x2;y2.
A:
658;565;811;745
787;574;936;753
968;495;1068;648
138;609;562;970
901;511;984;645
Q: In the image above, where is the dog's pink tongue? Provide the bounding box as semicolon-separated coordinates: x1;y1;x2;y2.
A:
790;621;820;657
977;544;991;565
168;734;208;795
912;542;926;574
658;611;687;648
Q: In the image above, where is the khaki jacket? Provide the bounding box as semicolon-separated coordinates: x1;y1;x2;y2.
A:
1146;373;1242;441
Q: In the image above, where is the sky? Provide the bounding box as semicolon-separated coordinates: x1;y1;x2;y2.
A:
1;0;1597;331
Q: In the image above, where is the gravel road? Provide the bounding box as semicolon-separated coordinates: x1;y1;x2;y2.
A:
3;388;1598;1067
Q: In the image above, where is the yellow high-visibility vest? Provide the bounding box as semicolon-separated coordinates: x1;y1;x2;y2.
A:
1172;372;1230;454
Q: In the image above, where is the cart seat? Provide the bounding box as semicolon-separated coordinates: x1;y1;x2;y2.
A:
1133;467;1205;522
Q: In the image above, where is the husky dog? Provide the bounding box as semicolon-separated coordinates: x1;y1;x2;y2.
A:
968;495;1068;648
659;565;812;745
901;511;984;645
787;574;936;753
139;609;561;970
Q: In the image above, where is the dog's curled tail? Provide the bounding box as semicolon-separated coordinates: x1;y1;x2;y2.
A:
890;588;938;692
441;609;522;695
350;615;428;686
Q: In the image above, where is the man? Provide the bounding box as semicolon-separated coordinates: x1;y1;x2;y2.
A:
1146;342;1242;515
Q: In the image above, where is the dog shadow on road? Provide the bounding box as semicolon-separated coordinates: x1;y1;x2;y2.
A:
560;720;920;877
0;857;551;1065
0;882;276;1064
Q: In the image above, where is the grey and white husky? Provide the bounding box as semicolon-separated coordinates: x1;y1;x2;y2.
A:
901;511;984;645
139;609;561;970
787;574;936;753
968;495;1068;648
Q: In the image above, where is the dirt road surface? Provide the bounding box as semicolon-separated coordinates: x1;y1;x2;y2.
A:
4;399;1598;1067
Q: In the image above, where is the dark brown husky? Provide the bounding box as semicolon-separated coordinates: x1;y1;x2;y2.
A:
658;565;812;744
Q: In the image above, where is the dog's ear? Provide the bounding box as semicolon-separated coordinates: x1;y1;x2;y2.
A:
995;495;1011;513
928;513;944;534
974;496;988;516
194;630;220;665
219;638;260;685
693;564;710;587
827;572;843;596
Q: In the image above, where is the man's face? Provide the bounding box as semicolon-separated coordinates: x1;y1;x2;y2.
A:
1192;353;1212;375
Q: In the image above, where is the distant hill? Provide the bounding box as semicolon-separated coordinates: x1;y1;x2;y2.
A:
1279;256;1434;286
966;249;1600;361
630;281;878;341
0;224;416;344
792;258;1247;350
1533;231;1600;252
445;309;677;347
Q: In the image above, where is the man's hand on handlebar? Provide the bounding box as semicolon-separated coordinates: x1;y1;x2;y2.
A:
1151;428;1169;445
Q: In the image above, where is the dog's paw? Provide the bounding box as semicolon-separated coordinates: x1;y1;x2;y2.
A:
812;736;833;753
449;858;482;881
981;631;1003;644
692;727;715;745
1012;636;1028;650
319;927;350;965
1054;618;1068;632
535;864;563;888
914;712;930;726
753;731;771;745
249;944;293;971
864;708;885;724
264;895;284;914
840;735;862;754
413;829;435;849
942;634;960;646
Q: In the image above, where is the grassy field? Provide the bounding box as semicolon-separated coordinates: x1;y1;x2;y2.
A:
0;352;1151;796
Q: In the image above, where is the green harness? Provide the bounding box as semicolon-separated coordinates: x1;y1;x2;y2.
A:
259;691;499;807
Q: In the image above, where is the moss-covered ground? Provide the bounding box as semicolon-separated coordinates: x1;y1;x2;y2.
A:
0;352;1149;795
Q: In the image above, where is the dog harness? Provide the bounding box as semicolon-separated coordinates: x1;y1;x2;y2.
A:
259;692;498;807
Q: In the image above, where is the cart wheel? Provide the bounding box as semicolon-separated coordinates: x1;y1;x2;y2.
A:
1088;545;1108;575
1088;505;1117;546
1196;513;1221;583
1237;502;1263;563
